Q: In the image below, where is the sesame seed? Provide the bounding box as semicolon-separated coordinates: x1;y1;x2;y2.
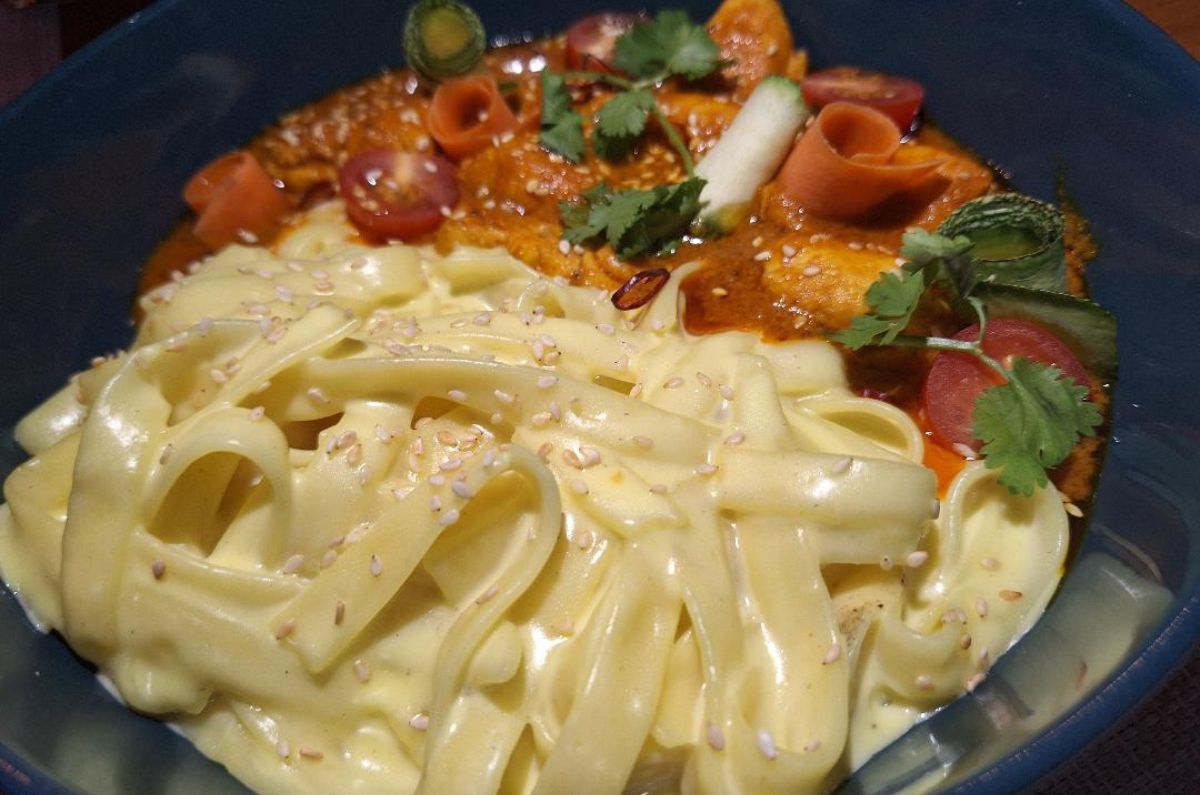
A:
966;672;987;692
298;747;323;761
999;589;1023;601
307;387;330;404
321;549;338;568
493;389;515;405
848;241;865;251
448;389;467;402
1065;502;1084;518
159;445;174;465
210;368;228;384
802;265;822;277
249;406;265;422
579;446;602;467
718;384;735;400
490;412;503;424
428;473;445;486
930;499;941;519
952;442;977;459
275;739;290;759
979;648;990;667
880;555;894;571
753;250;771;262
353;659;371;682
569;479;589;495
756;728;779;760
596;322;615;336
576;529;595;550
823;643;841;665
975;596;989;617
282;554;305;574
782;244;797;258
334;601;345;625
439;508;461;526
275;620;296;640
981;557;1001;570
706;721;726;751
537;374;558;389
803;739;822;753
695;463;719;476
751;235;765;247
531;411;552;426
633;435;653;449
475;585;499;604
369;555;383;577
710;287;729;297
409;713;429;731
916;675;934;691
439;458;463;471
906;550;930;568
649;483;669;494
451;481;475;499
695;371;714;388
960;633;973;650
830;456;852;475
664;377;685;389
151;558;166;580
537;442;553;461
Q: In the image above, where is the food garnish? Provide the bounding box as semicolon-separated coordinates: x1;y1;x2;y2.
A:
183;151;292;250
427;74;524;159
402;0;487;81
833;223;1107;495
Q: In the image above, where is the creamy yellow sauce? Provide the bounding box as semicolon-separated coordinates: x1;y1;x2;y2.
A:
0;201;1069;795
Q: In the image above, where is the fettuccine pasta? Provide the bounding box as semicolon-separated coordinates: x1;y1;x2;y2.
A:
0;201;1067;794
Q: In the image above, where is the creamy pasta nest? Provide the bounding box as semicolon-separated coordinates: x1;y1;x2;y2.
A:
0;201;1067;795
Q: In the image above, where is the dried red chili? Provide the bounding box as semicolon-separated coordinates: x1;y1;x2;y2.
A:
611;268;670;311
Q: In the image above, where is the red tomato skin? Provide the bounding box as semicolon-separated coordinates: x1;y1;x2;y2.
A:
802;67;926;132
337;150;459;241
922;318;1091;452
565;12;644;71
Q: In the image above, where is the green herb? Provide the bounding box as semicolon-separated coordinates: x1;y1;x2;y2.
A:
561;177;705;259
540;72;585;163
593;88;656;160
613;9;722;81
831;227;1103;495
973;358;1102;495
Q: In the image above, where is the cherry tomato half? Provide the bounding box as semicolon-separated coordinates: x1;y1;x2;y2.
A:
565;12;644;71
922;318;1091;453
802;67;925;132
337;150;459;241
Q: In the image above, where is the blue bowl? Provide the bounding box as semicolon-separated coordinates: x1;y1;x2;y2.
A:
1;1;1198;793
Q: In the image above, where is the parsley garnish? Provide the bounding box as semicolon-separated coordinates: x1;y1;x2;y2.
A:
539;10;723;258
832;229;1102;496
560;177;705;259
612;9;721;81
540;72;585;163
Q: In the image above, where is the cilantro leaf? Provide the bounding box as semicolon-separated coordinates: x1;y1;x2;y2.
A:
900;227;975;295
972;358;1102;496
593;88;656;160
613;10;721;81
560;177;705;259
539;71;584;162
829;269;927;349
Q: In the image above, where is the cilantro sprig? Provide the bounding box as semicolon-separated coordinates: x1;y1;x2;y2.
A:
540;11;722;258
831;229;1102;496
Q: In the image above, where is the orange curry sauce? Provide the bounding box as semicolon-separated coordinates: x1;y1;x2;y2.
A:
141;0;1103;504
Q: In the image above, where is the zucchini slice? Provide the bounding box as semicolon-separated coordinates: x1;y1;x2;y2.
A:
939;193;1067;293
403;0;486;82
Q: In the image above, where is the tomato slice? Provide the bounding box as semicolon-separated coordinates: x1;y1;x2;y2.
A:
183;151;292;251
801;67;925;132
922;318;1091;453
565;12;644;72
337;150;459;241
426;74;524;160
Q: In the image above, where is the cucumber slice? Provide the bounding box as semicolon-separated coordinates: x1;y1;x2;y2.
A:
939;193;1067;293
695;76;810;234
976;283;1117;381
403;0;486;82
